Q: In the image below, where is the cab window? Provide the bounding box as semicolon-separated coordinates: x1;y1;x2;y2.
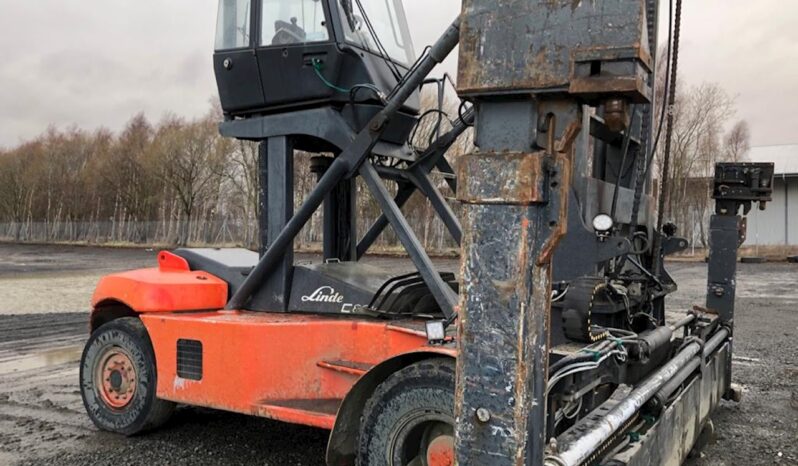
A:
215;0;252;50
261;0;331;46
338;0;414;64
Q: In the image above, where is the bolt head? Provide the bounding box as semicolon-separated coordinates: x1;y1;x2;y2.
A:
475;408;491;423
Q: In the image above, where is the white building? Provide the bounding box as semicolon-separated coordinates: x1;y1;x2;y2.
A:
743;144;798;246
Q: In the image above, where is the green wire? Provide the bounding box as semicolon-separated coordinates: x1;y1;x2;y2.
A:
580;348;603;361
311;59;350;93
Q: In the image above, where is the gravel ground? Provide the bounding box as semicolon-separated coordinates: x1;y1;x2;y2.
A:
0;243;795;465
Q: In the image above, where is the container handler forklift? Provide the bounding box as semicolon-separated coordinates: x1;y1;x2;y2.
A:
79;0;775;465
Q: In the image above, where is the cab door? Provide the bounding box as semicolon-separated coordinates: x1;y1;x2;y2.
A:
256;0;338;108
214;0;267;114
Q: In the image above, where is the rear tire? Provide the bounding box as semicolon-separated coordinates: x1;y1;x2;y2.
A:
80;317;174;435
357;358;456;466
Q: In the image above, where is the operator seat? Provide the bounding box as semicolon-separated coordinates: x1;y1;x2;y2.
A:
272;18;306;45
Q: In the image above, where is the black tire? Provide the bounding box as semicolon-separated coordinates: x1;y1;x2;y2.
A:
80;317;175;436
357;358;456;466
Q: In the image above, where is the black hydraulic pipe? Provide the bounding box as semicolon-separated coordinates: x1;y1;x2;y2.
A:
649;357;700;412
226;18;461;310
384;20;461;116
649;328;730;411
628;326;673;361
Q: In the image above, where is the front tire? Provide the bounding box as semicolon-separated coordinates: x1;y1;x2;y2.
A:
80;317;174;435
358;358;456;466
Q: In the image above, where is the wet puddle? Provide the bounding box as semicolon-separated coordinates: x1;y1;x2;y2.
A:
0;345;83;375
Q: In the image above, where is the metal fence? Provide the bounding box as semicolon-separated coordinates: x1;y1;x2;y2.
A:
0;212;459;254
0;220;257;247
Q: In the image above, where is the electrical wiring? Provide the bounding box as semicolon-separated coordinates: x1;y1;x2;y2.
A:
563;397;583;420
389;46;430;101
311;59;351;93
552;284;570;303
546;349;627;396
408;109;454;151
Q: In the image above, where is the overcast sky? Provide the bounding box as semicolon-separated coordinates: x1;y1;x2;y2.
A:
0;0;795;148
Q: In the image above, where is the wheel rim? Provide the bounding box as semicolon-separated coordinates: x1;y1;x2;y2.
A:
94;346;137;410
425;432;455;466
391;413;455;466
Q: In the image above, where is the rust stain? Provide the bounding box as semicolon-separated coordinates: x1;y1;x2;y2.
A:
538;119;581;266
458;151;545;205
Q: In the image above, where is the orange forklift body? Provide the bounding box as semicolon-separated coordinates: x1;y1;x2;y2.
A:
91;252;454;431
141;312;445;430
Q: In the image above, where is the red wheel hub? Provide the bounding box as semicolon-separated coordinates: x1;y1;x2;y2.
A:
95;347;137;409
426;434;455;466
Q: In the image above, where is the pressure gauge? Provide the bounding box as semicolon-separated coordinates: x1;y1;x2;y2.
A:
592;214;614;234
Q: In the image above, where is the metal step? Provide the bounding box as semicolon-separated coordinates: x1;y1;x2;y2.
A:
252;398;342;430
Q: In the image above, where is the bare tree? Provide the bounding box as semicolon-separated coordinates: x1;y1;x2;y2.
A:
0;142;41;240
221;139;260;247
152;114;227;245
724;120;751;163
654;82;734;234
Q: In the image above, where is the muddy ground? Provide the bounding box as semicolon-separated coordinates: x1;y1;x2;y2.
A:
0;243;795;465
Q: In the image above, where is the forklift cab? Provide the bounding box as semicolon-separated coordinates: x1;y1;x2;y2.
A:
214;0;420;130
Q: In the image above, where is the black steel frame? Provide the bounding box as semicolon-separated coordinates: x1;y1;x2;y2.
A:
225;19;463;313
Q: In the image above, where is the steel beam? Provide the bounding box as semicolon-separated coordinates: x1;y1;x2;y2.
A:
455;1;654;463
356;109;471;258
255;137;294;311
359;162;458;319
454;98;580;465
706;215;741;324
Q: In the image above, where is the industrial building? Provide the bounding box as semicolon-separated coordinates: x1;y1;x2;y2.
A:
743;144;798;246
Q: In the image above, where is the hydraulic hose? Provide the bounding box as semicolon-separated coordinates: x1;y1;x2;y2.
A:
648;328;730;412
545;327;729;466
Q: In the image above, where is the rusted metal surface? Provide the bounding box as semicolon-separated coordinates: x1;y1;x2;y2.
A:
458;0;652;102
569;76;650;103
454;1;667;464
538;119;581;266
457;151;546;205
455;98;583;465
602;98;631;133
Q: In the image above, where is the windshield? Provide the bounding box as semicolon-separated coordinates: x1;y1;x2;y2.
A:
338;0;414;64
261;0;330;46
215;0;252;50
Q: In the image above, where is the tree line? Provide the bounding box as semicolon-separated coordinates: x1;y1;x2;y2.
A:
0;96;469;252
